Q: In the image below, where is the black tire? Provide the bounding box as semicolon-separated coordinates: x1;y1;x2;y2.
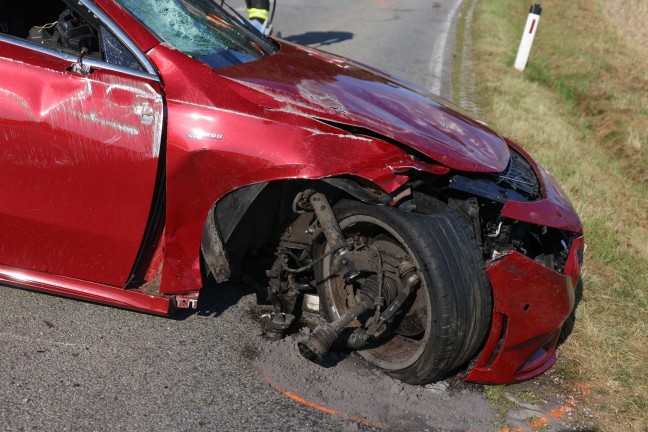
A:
315;199;491;384
558;277;583;345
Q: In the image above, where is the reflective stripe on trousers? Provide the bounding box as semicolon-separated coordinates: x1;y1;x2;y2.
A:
247;7;269;21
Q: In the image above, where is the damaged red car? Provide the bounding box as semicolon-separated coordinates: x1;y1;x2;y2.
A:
0;0;583;385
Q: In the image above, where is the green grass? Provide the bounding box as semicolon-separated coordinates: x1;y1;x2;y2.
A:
517;390;543;405
485;385;516;428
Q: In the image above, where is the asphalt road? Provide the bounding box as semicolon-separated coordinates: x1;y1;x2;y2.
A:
273;0;462;98
1;1;477;431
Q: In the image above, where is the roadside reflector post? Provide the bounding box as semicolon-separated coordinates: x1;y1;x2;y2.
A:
514;4;542;71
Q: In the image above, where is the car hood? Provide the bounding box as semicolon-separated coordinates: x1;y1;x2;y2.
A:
217;41;509;173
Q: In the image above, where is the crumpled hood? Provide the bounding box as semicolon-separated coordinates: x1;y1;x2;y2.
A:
218;40;510;173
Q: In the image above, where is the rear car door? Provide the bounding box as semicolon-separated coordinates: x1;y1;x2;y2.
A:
0;1;163;286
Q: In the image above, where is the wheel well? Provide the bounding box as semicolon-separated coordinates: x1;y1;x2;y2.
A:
200;177;388;283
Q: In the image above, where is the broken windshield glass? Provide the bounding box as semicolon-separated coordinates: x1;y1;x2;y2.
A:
116;0;276;68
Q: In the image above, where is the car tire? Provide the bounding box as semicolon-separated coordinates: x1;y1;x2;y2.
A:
558;277;583;345
315;198;491;384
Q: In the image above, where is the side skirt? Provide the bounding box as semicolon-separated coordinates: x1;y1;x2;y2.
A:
0;264;172;316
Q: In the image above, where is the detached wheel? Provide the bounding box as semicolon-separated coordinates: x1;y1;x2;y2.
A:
315;199;491;384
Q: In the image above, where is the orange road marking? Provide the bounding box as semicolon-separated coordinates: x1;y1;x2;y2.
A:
280;388;338;415
260;370;395;430
529;416;549;429
549;404;571;419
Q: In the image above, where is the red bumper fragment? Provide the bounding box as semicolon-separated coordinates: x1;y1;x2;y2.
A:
464;237;584;384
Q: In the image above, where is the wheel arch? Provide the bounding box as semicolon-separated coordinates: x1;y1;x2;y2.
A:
200;176;393;283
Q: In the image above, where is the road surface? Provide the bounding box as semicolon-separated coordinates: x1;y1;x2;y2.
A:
271;0;463;98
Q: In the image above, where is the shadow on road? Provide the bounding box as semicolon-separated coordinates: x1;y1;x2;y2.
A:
283;31;354;47
172;281;251;320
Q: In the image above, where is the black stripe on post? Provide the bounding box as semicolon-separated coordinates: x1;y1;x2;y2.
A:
530;4;542;15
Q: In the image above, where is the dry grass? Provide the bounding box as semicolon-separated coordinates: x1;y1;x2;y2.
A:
602;0;648;57
469;0;648;430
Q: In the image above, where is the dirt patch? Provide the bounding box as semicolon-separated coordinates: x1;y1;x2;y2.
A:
500;359;597;431
247;299;594;431
256;328;494;431
253;314;593;431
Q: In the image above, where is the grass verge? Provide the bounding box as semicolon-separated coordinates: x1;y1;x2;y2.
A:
466;0;648;430
485;385;517;428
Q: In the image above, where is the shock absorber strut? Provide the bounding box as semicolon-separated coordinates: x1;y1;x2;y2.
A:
309;192;346;250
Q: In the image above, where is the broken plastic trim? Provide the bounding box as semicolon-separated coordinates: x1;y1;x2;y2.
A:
321;178;390;205
497;148;541;199
448;149;541;203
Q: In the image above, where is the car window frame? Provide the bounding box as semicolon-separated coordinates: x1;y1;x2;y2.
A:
0;0;159;82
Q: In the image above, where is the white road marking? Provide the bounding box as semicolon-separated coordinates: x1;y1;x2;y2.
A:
428;0;465;95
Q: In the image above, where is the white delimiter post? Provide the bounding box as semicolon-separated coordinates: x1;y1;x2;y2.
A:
514;4;543;71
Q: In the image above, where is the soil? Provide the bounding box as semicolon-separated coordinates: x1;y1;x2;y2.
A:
251;303;598;431
256;310;494;431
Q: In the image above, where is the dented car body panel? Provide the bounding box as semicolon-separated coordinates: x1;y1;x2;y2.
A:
215;41;512;174
0;0;584;384
0;40;163;287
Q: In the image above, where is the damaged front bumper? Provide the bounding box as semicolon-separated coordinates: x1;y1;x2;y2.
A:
463;236;583;383
461;154;585;384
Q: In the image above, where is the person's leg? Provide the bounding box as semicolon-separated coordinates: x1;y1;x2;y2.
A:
246;0;270;24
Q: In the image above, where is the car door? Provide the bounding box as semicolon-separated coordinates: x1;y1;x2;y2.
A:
0;8;163;287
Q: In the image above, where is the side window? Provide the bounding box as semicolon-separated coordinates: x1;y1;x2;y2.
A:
99;26;143;72
0;0;144;72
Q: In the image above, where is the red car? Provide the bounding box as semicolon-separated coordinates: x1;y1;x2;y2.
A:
0;0;583;385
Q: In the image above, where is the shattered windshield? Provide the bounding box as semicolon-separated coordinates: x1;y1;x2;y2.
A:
116;0;276;68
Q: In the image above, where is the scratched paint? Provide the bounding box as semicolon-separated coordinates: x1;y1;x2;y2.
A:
0;42;162;286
